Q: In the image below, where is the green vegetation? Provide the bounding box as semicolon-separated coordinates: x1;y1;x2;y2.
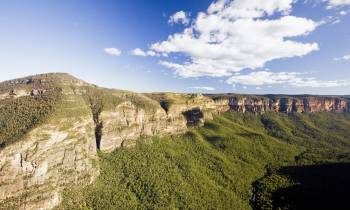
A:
59;111;350;210
0;73;162;150
253;112;350;210
0;89;61;148
0;73;87;148
146;92;202;112
59;112;300;210
81;87;161;113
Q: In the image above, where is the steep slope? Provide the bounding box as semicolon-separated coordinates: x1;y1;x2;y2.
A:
59;111;350;210
0;73;99;209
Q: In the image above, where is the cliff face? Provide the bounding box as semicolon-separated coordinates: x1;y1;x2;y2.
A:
99;93;230;152
0;73;349;209
0;75;99;210
225;95;349;113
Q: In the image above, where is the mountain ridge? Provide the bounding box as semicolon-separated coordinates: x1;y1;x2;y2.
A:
1;73;350;209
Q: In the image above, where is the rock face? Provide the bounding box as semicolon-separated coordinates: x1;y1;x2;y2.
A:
0;74;98;210
224;95;349;113
98;101;168;151
0;73;349;209
98;93;230;152
0;96;99;210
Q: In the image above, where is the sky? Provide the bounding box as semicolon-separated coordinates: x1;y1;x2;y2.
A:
0;0;350;95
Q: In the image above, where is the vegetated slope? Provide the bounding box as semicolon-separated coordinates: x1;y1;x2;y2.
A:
59;111;350;210
0;74;64;148
0;73;162;150
59;111;300;210
253;112;350;210
0;73;102;210
1;73;228;209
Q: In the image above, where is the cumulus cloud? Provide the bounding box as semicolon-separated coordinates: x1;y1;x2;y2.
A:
131;48;158;57
188;86;215;91
327;0;350;9
339;10;348;15
131;48;147;56
169;11;190;25
333;54;350;61
104;48;121;56
226;71;350;87
152;0;319;78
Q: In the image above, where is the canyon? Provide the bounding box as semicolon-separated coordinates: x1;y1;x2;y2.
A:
0;73;349;209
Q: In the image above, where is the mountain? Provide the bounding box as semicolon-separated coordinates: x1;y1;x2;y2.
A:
0;73;350;209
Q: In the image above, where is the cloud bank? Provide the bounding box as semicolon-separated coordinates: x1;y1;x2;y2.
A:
226;71;350;87
132;0;349;89
151;0;319;79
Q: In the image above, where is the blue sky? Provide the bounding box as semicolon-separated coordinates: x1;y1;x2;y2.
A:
0;0;349;94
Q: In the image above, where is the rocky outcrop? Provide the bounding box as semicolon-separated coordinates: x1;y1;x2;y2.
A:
99;101;168;151
223;95;349;113
99;93;230;152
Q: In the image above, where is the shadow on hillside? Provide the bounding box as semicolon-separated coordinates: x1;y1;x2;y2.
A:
206;135;227;150
272;163;350;210
182;108;204;127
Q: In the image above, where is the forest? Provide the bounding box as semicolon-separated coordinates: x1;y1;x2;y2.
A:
58;111;350;210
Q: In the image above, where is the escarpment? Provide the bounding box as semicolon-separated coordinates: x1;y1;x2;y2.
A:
208;94;349;113
0;73;349;209
97;92;230;152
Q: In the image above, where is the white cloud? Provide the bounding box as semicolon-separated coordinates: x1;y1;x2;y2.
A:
131;48;158;57
334;54;350;61
131;48;147;56
339;10;348;15
152;0;319;78
226;71;350;87
327;0;350;9
188;86;215;91
332;18;341;24
147;50;157;56
104;48;121;56
169;11;190;25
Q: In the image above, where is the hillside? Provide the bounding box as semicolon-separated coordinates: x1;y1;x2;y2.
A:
0;73;350;209
59;111;350;210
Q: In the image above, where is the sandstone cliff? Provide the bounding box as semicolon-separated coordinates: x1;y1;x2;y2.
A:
208;94;349;113
93;92;230;152
0;73;349;209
